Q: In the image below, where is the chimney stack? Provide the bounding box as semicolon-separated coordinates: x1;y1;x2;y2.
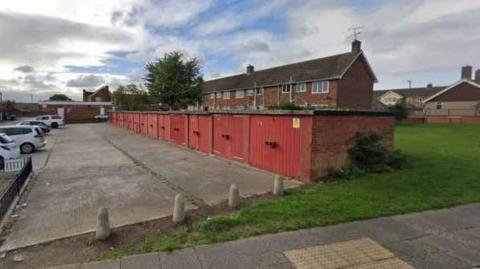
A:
352;39;362;54
246;64;254;75
475;69;480;83
461;65;472;80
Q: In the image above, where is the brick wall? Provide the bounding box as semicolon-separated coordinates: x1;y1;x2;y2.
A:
202;81;340;110
311;115;394;179
42;105;112;123
425;115;480;124
337;55;374;109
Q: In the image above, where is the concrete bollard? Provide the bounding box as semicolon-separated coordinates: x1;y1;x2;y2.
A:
96;207;111;240
273;175;284;196
228;184;240;209
172;193;185;223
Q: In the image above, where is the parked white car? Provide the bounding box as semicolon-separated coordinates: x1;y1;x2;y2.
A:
0;133;21;169
35;115;65;128
0;126;47;154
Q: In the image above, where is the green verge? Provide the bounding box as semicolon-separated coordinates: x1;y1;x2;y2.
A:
99;124;480;260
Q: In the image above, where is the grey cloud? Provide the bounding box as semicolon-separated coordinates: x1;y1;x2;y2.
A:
0;12;132;64
23;75;55;90
66;75;105;87
239;41;270;54
111;8;142;27
14;65;35;73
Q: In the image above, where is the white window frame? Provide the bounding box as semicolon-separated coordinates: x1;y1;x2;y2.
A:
295;82;306;93
223;91;230;99
281;84;291;94
235;90;245;99
216;92;222;99
436;102;443;110
210;93;215;99
247;89;254;96
256;88;264;96
312;81;329;94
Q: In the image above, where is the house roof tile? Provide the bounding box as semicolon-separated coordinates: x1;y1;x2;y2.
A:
203;52;364;93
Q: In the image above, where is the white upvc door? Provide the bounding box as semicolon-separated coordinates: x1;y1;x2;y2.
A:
57;107;65;118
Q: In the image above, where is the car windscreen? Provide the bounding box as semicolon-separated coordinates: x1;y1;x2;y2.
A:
52;116;62;119
0;134;14;144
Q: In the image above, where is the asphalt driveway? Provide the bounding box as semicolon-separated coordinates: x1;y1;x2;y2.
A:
0;123;301;252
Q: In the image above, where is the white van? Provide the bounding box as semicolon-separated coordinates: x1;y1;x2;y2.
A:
0;126;47;154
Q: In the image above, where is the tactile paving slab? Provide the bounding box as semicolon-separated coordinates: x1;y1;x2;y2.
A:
283;238;413;269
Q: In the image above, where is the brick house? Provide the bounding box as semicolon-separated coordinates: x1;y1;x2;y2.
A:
374;84;445;109
40;85;113;123
423;65;480;117
83;85;111;102
201;40;377;110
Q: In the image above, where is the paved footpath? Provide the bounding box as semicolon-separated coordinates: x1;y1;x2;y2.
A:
47;202;480;269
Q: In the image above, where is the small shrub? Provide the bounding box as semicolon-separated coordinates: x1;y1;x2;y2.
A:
388;102;409;121
333;132;407;179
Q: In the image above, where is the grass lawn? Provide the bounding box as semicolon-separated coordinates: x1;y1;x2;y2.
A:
101;124;480;259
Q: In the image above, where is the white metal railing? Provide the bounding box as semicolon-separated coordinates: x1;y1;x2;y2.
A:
4;158;28;172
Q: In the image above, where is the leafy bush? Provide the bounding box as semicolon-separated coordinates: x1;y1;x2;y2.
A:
388;102;409;121
268;102;311;110
333;132;407;179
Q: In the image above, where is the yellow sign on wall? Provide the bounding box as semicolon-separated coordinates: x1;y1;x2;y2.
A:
292;118;300;128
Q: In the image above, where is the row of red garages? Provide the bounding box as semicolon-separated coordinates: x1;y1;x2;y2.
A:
110;111;313;181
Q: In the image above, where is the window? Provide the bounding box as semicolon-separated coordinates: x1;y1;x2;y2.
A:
281;84;291;93
95;97;102;102
256;88;264;95
216;92;222;99
0;128;31;136
52;116;62;119
312;81;329;94
247;89;254;96
295;82;306;93
210;93;215;99
436;102;443;109
235;90;245;99
223;91;230;99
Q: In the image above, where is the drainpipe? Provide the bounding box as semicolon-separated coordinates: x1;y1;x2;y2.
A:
289;76;293;103
277;85;280;105
253;82;257;110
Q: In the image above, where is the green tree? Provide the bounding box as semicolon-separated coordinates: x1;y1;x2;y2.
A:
145;51;203;109
2;100;16;112
388;102;409;121
113;84;150;111
49;94;72;101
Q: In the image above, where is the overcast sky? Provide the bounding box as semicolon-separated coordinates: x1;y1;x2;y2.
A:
0;0;479;102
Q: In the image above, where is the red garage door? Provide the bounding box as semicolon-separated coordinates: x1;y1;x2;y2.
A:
170;114;186;146
249;115;312;179
157;114;165;140
134;113;141;133
128;113;134;131
148;113;158;138
188;115;212;154
213;114;248;162
141;113;149;135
